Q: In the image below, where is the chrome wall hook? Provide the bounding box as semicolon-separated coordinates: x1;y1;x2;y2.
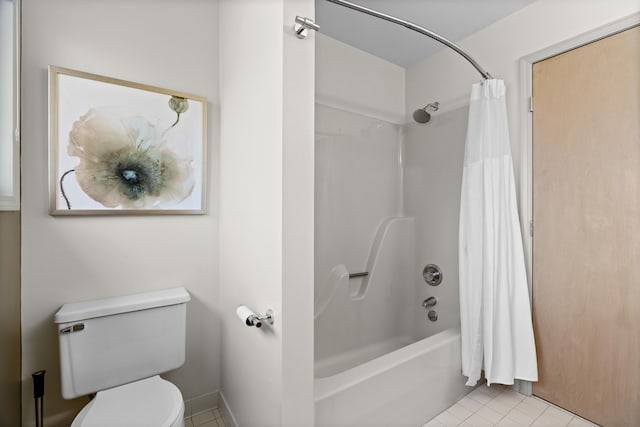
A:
294;16;320;39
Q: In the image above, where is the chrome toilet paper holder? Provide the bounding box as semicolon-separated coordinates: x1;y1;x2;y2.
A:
237;305;274;328
247;310;274;328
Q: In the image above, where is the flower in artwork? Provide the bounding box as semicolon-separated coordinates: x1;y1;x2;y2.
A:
67;108;195;209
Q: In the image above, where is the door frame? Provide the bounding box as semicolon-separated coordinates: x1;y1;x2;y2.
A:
516;12;640;397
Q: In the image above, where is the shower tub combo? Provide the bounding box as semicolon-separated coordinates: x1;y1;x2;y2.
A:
314;217;468;427
314;101;471;426
313;2;495;424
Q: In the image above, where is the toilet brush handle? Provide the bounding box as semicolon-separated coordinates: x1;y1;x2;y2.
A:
32;370;45;399
32;370;46;427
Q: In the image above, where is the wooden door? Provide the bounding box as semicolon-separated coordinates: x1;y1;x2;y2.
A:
532;26;640;426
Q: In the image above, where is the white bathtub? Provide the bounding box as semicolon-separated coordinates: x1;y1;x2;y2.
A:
315;328;469;427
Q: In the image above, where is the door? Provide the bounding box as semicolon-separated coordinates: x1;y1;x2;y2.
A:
532;26;640;426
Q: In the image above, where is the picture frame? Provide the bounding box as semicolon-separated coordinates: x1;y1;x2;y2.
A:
49;66;207;215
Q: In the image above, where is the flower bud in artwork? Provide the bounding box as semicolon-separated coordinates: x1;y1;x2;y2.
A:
169;96;189;114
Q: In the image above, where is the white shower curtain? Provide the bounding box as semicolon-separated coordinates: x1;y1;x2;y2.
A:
459;79;538;386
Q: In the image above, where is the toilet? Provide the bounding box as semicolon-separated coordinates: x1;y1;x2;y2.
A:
54;287;190;427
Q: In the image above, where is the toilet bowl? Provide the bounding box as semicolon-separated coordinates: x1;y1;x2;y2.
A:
70;376;184;427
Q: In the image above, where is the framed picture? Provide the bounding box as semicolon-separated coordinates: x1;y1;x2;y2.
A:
49;66;207;215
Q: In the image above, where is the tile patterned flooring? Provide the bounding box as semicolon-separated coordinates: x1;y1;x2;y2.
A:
186;388;598;427
185;408;225;427
423;385;599;427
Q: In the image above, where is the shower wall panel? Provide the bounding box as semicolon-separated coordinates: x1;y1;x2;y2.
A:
404;106;469;336
315;104;402;297
315;34;405;124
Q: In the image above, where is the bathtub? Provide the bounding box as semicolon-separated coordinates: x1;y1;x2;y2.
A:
314;217;469;426
315;328;469;427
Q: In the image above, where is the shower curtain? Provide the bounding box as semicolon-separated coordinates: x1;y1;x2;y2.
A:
459;79;538;386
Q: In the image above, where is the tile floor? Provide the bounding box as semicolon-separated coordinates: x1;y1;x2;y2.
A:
185;408;225;427
423;384;599;427
184;389;597;427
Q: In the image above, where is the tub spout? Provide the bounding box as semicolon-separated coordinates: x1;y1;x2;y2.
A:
422;297;437;309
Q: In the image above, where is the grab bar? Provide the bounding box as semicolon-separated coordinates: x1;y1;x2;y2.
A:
348;272;369;278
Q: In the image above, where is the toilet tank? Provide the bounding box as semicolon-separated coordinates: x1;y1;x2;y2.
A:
54;287;190;399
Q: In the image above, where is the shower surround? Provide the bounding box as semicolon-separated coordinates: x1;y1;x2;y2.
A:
314;103;471;426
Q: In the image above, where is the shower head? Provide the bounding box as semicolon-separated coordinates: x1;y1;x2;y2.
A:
413;102;440;124
413;109;432;124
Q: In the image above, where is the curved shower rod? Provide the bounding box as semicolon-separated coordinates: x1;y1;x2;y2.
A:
325;0;493;80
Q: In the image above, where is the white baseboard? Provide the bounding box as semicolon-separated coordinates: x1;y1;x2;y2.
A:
184;391;220;418
219;392;238;427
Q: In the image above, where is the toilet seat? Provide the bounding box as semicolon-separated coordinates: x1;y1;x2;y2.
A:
71;376;184;427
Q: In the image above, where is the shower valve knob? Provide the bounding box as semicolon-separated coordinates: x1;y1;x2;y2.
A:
423;264;443;286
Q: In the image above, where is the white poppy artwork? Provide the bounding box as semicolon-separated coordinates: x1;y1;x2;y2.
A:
49;66;207;215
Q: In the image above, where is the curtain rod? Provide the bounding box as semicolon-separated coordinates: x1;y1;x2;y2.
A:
325;0;493;80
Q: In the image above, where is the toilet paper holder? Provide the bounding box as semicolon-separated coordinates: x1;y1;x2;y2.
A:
236;305;274;328
247;310;274;328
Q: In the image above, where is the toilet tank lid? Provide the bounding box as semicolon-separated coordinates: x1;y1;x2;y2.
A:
54;287;190;324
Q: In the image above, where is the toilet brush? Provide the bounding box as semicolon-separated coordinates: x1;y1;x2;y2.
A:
32;370;46;427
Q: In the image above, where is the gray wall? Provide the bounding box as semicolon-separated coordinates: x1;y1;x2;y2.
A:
21;1;220;426
404;107;469;329
0;211;20;427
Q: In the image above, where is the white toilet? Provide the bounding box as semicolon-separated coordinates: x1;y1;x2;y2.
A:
54;287;191;427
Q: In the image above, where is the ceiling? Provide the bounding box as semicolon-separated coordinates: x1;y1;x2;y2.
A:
315;0;536;68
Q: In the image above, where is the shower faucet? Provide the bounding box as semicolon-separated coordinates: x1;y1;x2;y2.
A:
422;297;437;309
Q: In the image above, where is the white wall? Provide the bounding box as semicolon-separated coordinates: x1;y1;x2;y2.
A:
218;0;314;425
218;1;283;424
21;1;220;426
316;34;405;124
281;0;315;424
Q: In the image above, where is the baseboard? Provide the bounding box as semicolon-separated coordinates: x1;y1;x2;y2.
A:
39;408;79;427
219;392;238;427
184;391;220;418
